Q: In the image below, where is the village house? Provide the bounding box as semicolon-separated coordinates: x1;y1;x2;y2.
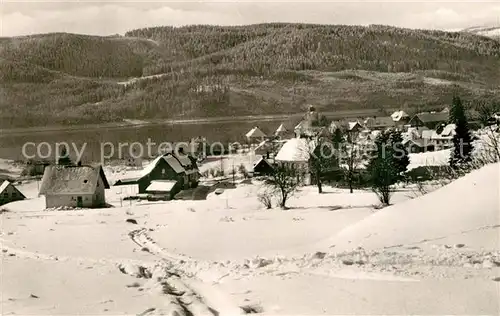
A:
0;180;26;206
275;138;316;185
169;150;200;188
423;123;456;151
409;111;449;129
274;123;290;139
115;152;199;197
252;157;274;176
391;110;411;129
245;127;267;144
38;164;110;209
364;116;395;131
294;106;331;139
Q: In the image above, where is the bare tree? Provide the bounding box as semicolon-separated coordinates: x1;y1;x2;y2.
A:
309;137;338;193
264;163;302;209
341;129;362;193
474;125;500;165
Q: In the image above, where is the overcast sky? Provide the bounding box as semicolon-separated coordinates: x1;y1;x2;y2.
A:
1;1;499;37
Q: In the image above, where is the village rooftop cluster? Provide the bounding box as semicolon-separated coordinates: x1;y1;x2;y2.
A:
2;101;498;209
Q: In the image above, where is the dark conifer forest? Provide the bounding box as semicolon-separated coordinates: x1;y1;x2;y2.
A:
2;24;500;128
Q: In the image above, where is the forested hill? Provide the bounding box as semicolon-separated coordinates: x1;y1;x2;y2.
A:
2;24;500;128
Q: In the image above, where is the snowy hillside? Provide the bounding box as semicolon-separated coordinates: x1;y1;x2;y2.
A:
1;155;499;314
318;163;500;251
463;26;500;38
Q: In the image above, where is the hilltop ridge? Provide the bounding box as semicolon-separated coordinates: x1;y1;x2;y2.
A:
1;23;500;128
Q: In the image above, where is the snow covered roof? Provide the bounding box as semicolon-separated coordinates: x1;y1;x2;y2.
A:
164;156;185;174
348;121;362;131
146;180;178;192
275;138;313;162
246;127;266;138
391;110;409;121
0;180;10;194
253;156;272;167
173;154;192;168
139;155;164;178
140;155;185;178
275;123;287;134
440;124;456;137
39;165;110;195
413;112;448;123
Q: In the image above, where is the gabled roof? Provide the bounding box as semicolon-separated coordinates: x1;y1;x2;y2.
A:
275;138;314;162
246;127;266;138
172;153;192;168
413;112;449;123
39;165;110;196
139;155;165;178
164;156;185;174
254;157;272;167
391;110;410;121
139;155;186;178
146;180;178;192
0;180;10;194
365;116;394;127
0;180;26;199
275;123;288;134
348;121;363;131
440;124;456;137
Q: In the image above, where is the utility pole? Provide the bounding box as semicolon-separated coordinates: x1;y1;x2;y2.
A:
232;160;235;185
220;154;224;177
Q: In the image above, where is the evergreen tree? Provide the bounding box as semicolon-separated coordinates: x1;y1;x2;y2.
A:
58;147;72;166
389;130;410;181
449;96;474;168
366;130;408;205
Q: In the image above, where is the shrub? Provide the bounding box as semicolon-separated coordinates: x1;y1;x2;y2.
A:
257;192;273;209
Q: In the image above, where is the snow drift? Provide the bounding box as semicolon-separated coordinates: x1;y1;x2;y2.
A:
319;163;500;251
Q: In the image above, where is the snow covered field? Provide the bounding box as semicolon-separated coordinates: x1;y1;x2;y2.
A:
1;153;499;315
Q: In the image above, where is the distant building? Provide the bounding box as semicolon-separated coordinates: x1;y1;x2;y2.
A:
245;127;267;143
364;116;395;130
253;157;274;176
275;138;316;185
391;110;411;129
0;180;26;206
409;112;449;129
347;121;365;133
294;106;331;139
39;165;110;209
274;123;292;139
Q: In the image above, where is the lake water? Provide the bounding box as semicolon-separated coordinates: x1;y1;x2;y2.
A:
0;108;388;163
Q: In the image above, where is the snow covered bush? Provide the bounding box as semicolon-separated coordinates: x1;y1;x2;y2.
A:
263;164;301;209
257;192;273;209
238;163;249;179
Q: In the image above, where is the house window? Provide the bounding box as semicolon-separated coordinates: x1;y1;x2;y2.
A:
3;193;8;198
12;192;16;198
162;169;166;175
